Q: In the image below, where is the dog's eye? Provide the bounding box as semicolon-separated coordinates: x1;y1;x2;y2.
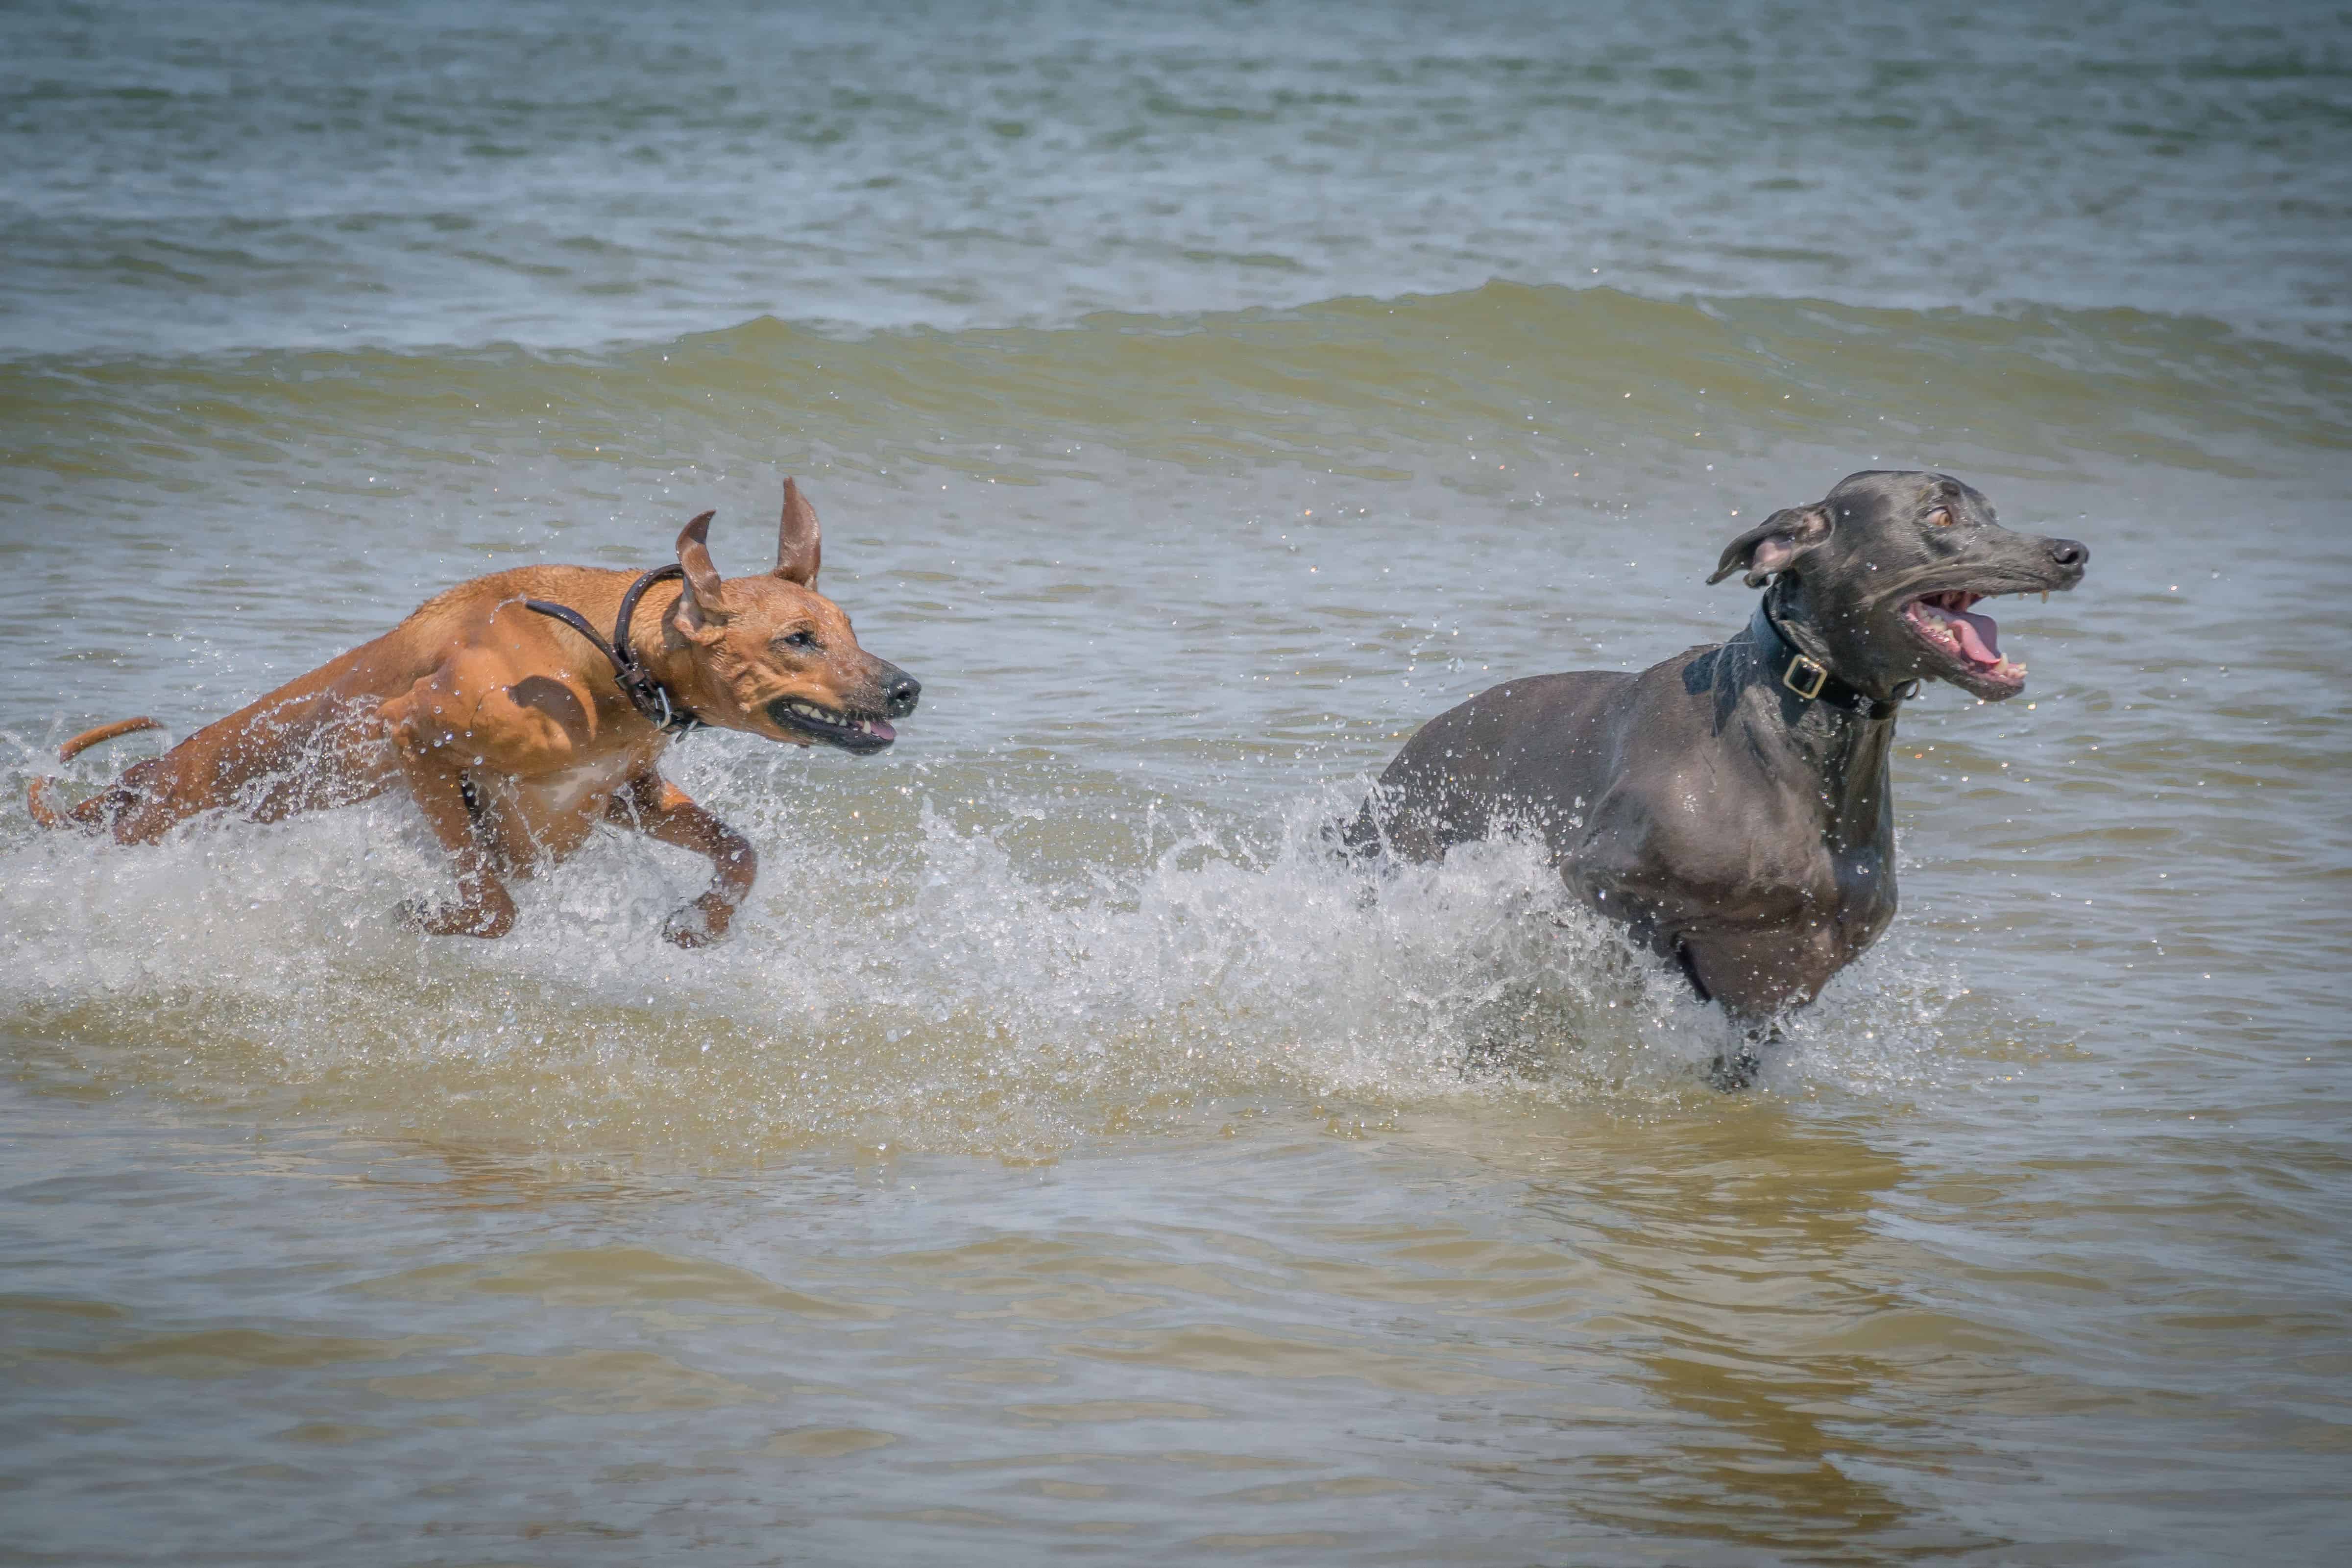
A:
1927;507;1953;527
780;630;819;651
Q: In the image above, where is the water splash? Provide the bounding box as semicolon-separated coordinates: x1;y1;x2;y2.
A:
0;734;1964;1158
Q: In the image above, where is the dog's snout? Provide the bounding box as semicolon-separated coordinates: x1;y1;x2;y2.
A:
2047;537;2089;572
880;668;921;718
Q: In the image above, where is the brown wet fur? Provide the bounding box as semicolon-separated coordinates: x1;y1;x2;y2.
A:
27;479;918;946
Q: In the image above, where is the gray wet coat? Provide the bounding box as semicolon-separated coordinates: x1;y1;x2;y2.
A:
1341;470;2089;1021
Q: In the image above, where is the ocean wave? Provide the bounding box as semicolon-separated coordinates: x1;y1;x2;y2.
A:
3;285;2343;495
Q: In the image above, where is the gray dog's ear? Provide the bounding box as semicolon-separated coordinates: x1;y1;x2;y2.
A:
674;509;732;634
775;478;821;587
1707;505;1832;588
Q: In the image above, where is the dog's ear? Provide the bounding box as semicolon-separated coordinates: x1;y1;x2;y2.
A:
1707;505;1832;588
674;509;732;635
775;478;821;587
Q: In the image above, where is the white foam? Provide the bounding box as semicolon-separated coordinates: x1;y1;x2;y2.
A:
0;740;1963;1156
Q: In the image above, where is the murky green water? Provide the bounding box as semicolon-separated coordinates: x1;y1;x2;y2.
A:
3;2;2349;1563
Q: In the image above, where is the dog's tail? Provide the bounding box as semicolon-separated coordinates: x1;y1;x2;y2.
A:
27;716;160;828
57;716;161;762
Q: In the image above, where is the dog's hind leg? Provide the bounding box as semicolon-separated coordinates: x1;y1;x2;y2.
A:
608;771;756;949
1328;795;1387;865
28;719;168;835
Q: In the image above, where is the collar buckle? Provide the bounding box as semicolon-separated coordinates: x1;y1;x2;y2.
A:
1782;653;1830;701
1748;599;1908;721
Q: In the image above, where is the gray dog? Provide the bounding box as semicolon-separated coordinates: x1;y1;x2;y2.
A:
1339;469;2088;1081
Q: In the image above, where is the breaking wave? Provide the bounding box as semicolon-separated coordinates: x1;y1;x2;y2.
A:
5;283;2344;492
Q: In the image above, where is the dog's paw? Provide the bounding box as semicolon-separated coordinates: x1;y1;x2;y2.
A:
1705;1048;1762;1092
661;894;734;950
397;895;514;939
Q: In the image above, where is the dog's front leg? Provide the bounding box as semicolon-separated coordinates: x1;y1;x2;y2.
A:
388;742;517;939
609;771;756;949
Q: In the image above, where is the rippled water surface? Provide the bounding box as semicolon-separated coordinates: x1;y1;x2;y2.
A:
3;1;2350;1563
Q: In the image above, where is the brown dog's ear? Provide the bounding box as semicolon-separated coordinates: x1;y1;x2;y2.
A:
775;478;821;587
674;509;731;632
1707;505;1832;588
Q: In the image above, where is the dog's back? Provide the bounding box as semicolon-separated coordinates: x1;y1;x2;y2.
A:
1340;666;1642;861
28;565;619;841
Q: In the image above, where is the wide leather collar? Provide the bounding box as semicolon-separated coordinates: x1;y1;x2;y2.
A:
523;565;706;736
1746;600;1913;722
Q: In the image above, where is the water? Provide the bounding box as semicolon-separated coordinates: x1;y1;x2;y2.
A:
3;1;2349;1562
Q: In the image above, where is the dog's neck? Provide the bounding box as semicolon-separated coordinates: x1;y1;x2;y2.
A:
1764;578;1848;681
1723;594;1896;851
626;582;720;722
537;573;710;733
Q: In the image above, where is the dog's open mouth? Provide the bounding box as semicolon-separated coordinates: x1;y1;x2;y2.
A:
1903;590;2030;697
769;698;896;753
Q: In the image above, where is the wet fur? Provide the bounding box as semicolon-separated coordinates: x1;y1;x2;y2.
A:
1342;470;2089;1045
28;481;918;946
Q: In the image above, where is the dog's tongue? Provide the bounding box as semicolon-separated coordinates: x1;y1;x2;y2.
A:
1951;605;2001;665
865;718;896;742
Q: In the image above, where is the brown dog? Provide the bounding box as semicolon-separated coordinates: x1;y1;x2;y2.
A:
28;480;920;945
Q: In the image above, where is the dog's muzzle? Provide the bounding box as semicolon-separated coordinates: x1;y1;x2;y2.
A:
766;665;917;754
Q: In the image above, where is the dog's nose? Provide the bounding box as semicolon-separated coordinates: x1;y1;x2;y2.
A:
881;670;921;718
2047;537;2089;571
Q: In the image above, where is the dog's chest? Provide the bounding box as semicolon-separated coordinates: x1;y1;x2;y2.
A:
526;753;638;816
489;748;654;863
1747;829;1894;929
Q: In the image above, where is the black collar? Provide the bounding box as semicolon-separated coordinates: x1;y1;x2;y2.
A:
522;564;706;736
1746;601;1913;722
